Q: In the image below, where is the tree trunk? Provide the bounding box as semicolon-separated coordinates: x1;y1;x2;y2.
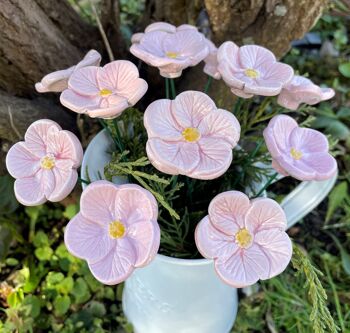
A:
142;0;326;58
0;0;125;96
0;0;98;96
140;0;327;108
204;0;326;58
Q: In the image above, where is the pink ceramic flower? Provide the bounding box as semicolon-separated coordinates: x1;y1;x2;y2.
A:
131;22;197;43
217;41;294;98
144;91;240;180
64;181;160;285
263;115;337;181
60;60;148;119
130;28;209;78
195;191;292;288
277;75;335;110
203;39;221;80
35;50;101;93
6;119;83;206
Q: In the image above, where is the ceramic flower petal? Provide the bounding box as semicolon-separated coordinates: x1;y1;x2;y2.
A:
6;143;40;179
217;41;293;98
46;127;83;167
144;91;240;180
14;173;48;206
203;39;221;80
263;115;337;181
127;220;160;267
130;29;209;78
172;91;216;128
49;166;78;202
60;60;148;119
68;66;100;96
195;216;238;260
131;22;214;78
244;198;287;233
143;99;183;141
214;244;270;288
24;119;61;157
97;60;148;105
64;180;160;285
88;238;136;285
115;184;158;221
191;137;233;180
131;22;198;43
195;191;292;288
80;181;118;225
277;75;335;110
64;213;115;263
289;127;329;154
35;50;101;93
198;109;241;146
254;229;292;279
6;119;83;206
146;138;201;175
263;114;298;157
208;191;250;235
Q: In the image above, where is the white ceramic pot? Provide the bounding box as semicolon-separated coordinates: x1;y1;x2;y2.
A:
81;130;337;333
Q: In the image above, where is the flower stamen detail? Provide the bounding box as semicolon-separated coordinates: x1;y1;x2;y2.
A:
235;228;253;248
166;52;179;59
290;148;303;160
182;127;201;142
40;155;56;170
109;220;126;239
244;68;259;79
99;88;113;97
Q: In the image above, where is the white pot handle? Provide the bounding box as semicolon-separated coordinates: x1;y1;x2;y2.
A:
280;175;337;228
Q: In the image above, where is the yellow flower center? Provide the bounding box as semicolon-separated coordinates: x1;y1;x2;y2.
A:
290;147;303;160
99;88;113;97
40;155;55;170
166;51;179;59
244;68;259;78
109;220;126;239
235;228;253;248
182;127;201;142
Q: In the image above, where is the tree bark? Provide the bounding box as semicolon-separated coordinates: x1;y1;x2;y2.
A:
140;0;327;108
0;0;98;96
0;0;127;97
0;91;77;143
204;0;327;58
142;0;327;58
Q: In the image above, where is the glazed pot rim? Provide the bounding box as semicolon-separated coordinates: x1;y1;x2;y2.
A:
155;253;212;265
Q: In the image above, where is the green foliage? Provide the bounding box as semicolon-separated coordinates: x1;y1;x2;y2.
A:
292;245;339;333
0;203;128;332
326;181;348;222
0;175;19;214
311;104;350;142
338;62;350;78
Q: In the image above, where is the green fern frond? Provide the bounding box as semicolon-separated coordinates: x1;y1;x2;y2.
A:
292;244;340;333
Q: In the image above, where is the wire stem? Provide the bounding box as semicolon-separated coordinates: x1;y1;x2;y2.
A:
170;78;176;99
78;177;90;185
204;75;213;94
165;78;170;99
253;172;278;198
232;97;243;114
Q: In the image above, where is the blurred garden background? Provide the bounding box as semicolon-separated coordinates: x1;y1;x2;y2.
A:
0;0;350;332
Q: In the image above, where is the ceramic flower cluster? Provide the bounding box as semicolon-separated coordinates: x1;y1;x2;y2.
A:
6;21;338;288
